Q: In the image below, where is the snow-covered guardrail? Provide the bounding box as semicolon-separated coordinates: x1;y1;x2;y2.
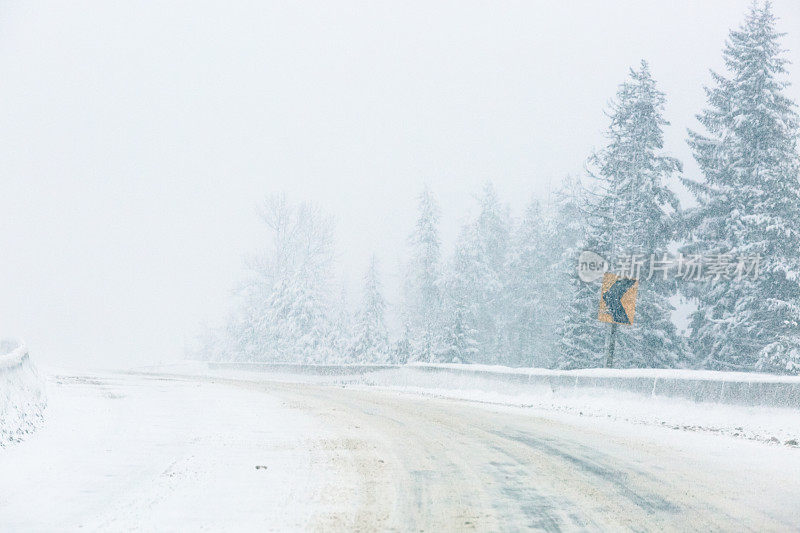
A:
1;341;46;446
410;364;800;409
205;361;800;409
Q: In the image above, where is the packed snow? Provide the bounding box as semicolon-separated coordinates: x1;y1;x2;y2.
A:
161;362;800;448
0;371;329;530
3;366;799;530
0;341;46;447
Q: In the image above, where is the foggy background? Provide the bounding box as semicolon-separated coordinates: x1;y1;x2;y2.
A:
1;0;798;369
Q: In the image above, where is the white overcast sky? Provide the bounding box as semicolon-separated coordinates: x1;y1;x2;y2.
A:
1;0;799;368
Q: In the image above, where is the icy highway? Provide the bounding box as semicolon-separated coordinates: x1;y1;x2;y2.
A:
1;372;799;531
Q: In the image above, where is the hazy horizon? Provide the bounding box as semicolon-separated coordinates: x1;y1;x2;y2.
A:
2;0;799;369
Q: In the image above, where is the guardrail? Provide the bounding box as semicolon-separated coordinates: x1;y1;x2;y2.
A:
400;364;800;409
204;361;800;409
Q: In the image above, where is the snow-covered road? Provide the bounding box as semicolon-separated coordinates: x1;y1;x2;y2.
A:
1;371;799;531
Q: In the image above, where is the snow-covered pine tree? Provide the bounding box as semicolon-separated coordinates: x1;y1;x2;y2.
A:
438;299;479;364
442;183;511;365
505;198;560;367
559;61;686;369
403;186;444;362
329;282;354;364
390;322;413;364
269;275;336;364
683;1;800;374
350;256;390;363
553;177;604;369
442;226;482;363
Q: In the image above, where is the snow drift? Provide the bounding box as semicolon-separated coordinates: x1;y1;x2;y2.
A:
0;340;46;446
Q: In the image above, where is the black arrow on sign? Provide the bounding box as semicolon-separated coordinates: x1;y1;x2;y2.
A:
603;278;636;324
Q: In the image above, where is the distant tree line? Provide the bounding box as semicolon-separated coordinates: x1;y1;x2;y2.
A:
193;2;800;374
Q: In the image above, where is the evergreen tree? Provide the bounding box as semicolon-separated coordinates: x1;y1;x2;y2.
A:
553;178;603;369
257;274;336;363
330;283;355;363
443;183;511;364
684;1;800;373
505;198;561;367
439;300;479;364
390;322;413;364
350;256;390;363
559;61;686;368
403;186;444;362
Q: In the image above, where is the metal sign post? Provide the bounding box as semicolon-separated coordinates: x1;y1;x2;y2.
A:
605;322;618;368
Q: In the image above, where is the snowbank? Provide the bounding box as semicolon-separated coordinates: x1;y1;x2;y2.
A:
0;341;46;446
